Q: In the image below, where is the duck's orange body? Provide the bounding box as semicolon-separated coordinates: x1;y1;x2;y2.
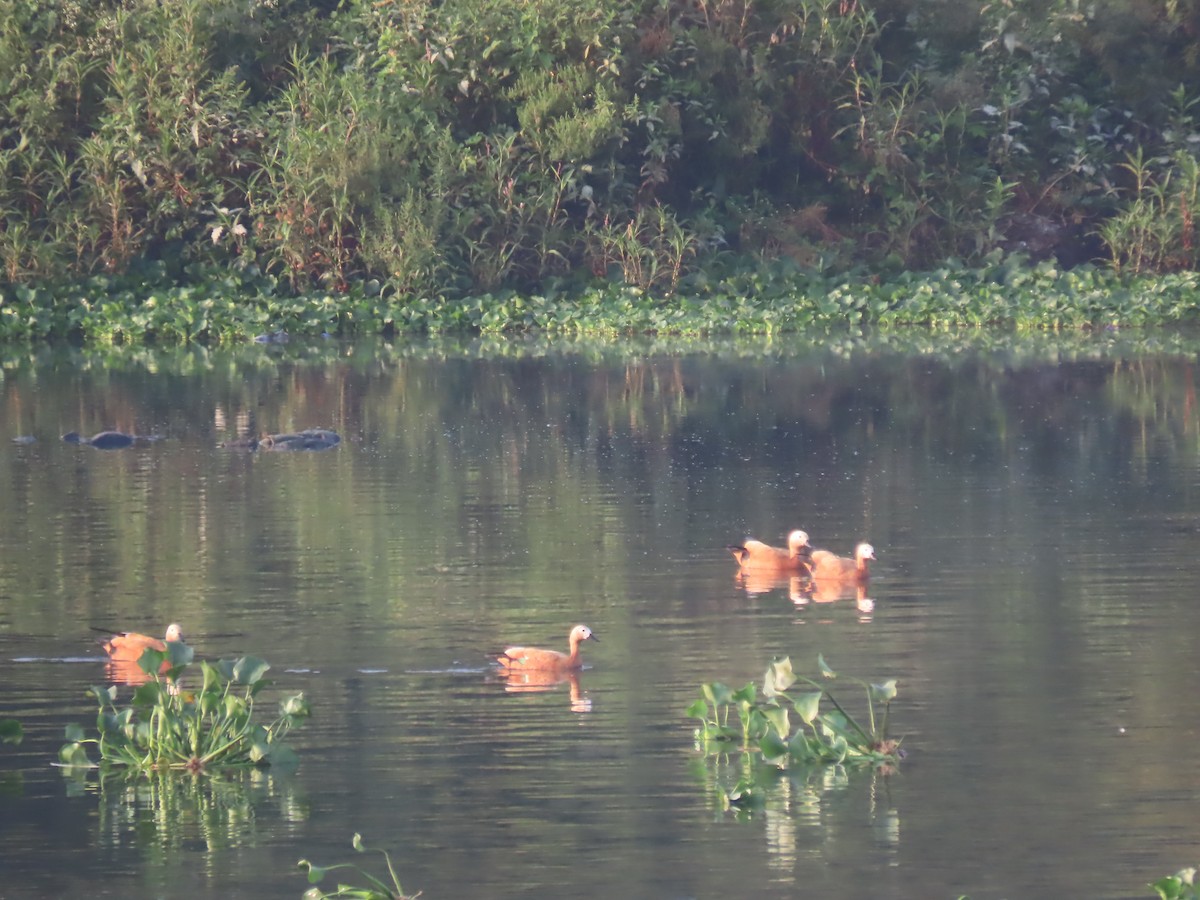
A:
497;624;597;672
728;530;812;572
809;543;874;585
101;623;185;662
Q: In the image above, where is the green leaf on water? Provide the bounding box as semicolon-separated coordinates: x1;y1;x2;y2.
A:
731;683;756;706
761;705;790;738
758;729;790;765
794;691;822;724
763;656;795;696
64;722;85;742
817;654;836;679
231;656;270;685
58;742;91;767
685;698;708;719
870;679;898;702
702;682;732;707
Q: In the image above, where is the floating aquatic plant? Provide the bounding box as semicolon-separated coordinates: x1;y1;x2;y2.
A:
687;655;900;811
59;645;309;773
298;832;419;899
1152;867;1199;900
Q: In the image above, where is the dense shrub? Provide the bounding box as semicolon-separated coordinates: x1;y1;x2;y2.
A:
4;0;1200;308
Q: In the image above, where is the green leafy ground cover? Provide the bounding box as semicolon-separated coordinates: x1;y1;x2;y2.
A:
3;257;1198;343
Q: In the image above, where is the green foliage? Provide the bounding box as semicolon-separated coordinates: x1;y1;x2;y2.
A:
8;0;1200;305
299;833;418;900
1153;867;1199;900
59;646;310;773
687;655;900;811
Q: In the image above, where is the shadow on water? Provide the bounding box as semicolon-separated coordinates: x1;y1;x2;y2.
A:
3;329;1200;898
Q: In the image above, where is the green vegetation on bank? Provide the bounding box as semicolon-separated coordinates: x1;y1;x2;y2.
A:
5;0;1200;340
3;257;1199;342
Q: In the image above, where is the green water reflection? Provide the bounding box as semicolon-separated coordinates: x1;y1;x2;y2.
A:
0;330;1199;899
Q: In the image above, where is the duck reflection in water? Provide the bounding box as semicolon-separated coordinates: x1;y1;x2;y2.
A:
734;560;876;621
792;581;875;622
495;668;591;713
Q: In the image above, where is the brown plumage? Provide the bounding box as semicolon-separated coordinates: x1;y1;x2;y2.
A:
809;543;874;585
101;623;185;662
728;530;812;572
496;624;597;672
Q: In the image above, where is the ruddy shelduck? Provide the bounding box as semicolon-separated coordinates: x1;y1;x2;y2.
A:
101;623;186;661
496;624;597;672
728;530;812;572
809;543;875;585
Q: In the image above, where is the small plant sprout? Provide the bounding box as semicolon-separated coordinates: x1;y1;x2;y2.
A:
298;833;420;899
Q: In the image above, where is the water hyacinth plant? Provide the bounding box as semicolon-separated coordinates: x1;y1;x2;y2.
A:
688;655;900;767
687;656;900;812
1153;867;1199;900
59;644;310;773
298;832;419;900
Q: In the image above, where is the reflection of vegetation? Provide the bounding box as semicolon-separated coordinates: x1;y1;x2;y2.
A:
79;767;304;855
299;833;419;900
1154;868;1199;900
59;651;310;772
0;719;21;745
688;657;900;813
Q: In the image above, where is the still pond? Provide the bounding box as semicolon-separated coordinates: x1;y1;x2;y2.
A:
1;331;1199;899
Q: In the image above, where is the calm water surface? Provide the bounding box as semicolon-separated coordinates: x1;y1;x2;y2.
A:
1;333;1199;899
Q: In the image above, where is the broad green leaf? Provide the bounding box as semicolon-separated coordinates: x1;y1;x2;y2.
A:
870;679;898;702
731;684;756;706
231;656;271;685
758;730;789;765
762;705;790;738
58;742;91;766
794;691;822;724
64;722;85;742
702;682;732;707
132;682;163;707
166;641;195;668
763;656;795;697
297;860;327;884
818;655;836;679
280;692;310;718
137;647;167;675
684;698;709;719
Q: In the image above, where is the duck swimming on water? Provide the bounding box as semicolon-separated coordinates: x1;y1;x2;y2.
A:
496;625;597;673
809;542;875;586
728;530;812;573
100;623;186;661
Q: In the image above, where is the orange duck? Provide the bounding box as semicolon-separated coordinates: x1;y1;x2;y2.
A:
496;625;597;672
809;542;875;586
101;622;185;660
728;530;812;573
